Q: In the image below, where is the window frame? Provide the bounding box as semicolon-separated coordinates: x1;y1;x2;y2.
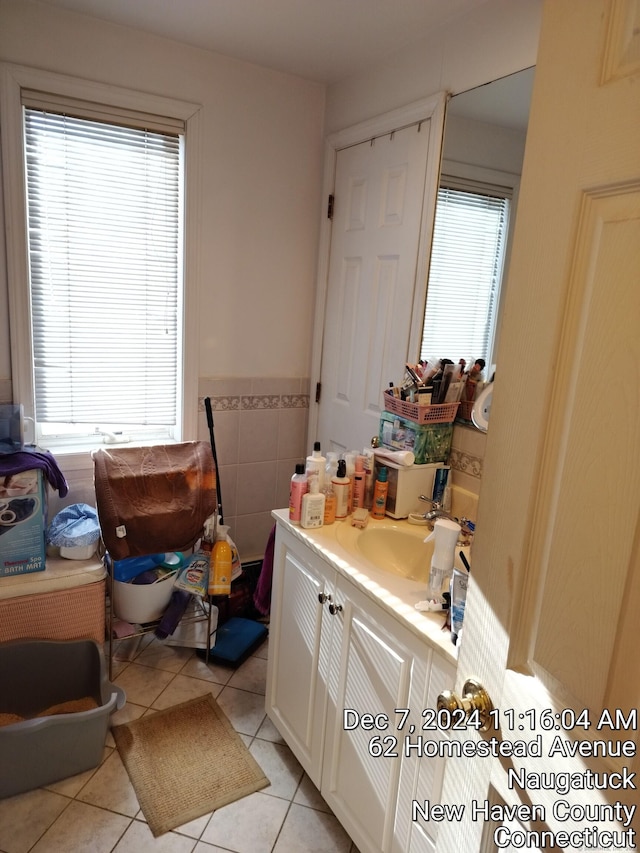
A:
0;63;202;458
420;158;521;374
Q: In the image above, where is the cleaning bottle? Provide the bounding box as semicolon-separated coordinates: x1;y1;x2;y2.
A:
208;522;232;596
306;441;326;491
371;466;388;519
289;463;308;525
424;518;461;602
300;475;325;529
332;458;351;519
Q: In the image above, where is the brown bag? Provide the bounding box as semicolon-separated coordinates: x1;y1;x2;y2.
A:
93;442;217;561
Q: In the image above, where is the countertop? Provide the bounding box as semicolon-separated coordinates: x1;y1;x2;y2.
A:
272;508;458;665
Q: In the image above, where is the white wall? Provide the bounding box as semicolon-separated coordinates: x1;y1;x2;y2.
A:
0;0;325;383
324;0;542;133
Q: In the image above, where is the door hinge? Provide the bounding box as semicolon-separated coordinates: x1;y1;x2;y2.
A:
315;381;322;403
327;194;334;220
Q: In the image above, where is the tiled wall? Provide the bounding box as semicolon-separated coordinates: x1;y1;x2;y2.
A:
449;422;486;494
197;378;310;562
448;422;487;524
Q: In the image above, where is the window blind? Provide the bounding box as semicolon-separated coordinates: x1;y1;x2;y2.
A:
23;106;182;429
420;182;510;366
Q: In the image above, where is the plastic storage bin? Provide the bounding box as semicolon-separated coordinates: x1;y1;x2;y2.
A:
383;391;459;424
112;571;177;623
379;411;454;464
0;639;125;798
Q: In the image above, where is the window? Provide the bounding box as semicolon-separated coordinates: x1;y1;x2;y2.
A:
1;65;201;453
420;177;511;371
24;106;182;444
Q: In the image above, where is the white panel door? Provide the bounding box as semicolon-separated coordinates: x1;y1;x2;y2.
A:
314;98;445;454
437;1;640;850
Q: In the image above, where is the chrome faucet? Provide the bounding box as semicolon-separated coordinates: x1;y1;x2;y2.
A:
417;495;474;536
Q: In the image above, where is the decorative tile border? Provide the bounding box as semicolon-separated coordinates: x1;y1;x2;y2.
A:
449;448;483;479
199;394;309;412
281;394;310;409
199;396;240;412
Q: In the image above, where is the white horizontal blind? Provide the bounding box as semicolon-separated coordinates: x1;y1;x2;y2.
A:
23;106;182;430
420;180;510;366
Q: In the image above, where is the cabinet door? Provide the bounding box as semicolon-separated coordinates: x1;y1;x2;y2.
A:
394;653;456;853
265;527;335;786
321;576;428;853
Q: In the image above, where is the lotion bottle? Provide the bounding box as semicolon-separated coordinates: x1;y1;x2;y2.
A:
362;447;375;509
300;475;325;529
332;458;351;519
306;441;326;491
345;451;356;513
352;455;366;509
323;480;337;525
371;466;388;519
289;463;308;525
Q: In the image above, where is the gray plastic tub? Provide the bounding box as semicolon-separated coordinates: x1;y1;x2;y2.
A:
0;639;125;798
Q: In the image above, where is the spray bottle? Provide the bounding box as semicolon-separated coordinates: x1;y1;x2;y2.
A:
424;518;461;603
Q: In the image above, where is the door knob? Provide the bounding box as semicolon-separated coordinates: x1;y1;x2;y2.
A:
328;602;343;615
437;678;494;731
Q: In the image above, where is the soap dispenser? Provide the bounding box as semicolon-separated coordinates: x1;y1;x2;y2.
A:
424;518;461;602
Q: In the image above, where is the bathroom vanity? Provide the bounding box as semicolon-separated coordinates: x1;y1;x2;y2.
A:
266;509;458;853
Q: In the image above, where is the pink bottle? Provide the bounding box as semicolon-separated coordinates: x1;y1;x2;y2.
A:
289;463;308;524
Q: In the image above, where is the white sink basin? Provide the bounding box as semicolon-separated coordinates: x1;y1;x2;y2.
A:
336;520;434;582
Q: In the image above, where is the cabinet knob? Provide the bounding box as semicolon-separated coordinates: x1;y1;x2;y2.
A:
318;592;332;604
436;678;494;731
328;602;343;615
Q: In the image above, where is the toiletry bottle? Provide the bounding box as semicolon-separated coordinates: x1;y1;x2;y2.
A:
352;455;366;509
362;447;375;509
323;479;337;525
432;465;450;506
424;518;461;602
289;463;308;525
345;452;356;514
300;476;325;529
371;466;388;519
325;451;338;488
442;471;453;513
332;458;351;519
208;527;232;595
306;441;326;491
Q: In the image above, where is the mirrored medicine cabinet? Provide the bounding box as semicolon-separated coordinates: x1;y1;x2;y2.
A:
417;67;535;425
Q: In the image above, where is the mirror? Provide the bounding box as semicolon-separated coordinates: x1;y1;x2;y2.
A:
417;68;535;425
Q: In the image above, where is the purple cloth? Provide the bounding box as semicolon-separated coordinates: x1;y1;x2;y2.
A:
253;524;276;616
0;449;69;496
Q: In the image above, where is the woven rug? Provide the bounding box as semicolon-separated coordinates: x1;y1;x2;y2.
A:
112;693;270;836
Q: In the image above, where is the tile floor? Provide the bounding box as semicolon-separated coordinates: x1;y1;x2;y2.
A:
0;630;360;853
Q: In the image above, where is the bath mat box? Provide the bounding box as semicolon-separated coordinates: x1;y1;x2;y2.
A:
0;639;125;799
0;468;46;577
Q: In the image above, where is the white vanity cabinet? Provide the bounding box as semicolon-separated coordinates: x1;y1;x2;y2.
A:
266;520;455;853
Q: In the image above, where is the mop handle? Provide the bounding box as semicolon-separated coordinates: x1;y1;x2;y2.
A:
204;396;224;524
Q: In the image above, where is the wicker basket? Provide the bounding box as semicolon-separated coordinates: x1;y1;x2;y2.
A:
383;391;459;424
